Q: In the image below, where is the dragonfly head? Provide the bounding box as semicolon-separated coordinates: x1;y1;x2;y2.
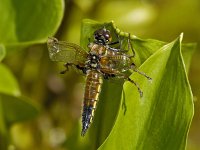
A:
94;28;112;45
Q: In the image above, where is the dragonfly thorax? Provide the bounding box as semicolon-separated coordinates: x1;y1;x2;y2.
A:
86;53;100;69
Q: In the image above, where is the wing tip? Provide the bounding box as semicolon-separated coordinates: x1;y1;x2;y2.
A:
47;37;58;47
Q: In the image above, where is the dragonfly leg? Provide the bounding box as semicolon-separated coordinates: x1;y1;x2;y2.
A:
118;33;135;56
108;33;135;54
127;33;135;57
116;34;129;53
130;63;152;81
108;46;122;52
60;63;74;74
103;73;115;79
76;65;87;74
133;68;152;81
122;89;127;115
108;41;119;45
127;77;143;97
116;73;143;97
118;34;129;53
108;46;128;53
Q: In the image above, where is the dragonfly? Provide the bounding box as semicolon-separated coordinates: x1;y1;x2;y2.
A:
47;28;152;136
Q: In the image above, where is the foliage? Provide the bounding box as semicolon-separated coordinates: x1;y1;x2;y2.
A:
0;0;198;150
0;0;64;149
0;0;64;51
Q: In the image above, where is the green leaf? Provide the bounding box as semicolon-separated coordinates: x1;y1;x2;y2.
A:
0;94;39;125
0;97;9;150
0;64;39;149
79;20;195;150
98;34;194;150
0;44;6;61
0;93;39;150
0;64;20;96
0;0;64;51
0;64;39;124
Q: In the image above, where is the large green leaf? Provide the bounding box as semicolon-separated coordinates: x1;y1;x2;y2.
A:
0;0;64;51
98;35;193;150
78;20;194;150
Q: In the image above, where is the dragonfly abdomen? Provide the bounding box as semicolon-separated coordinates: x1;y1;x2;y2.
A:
81;70;102;136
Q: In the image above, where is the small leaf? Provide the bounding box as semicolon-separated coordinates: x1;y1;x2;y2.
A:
0;0;64;51
0;64;20;96
0;94;39;125
0;64;39;124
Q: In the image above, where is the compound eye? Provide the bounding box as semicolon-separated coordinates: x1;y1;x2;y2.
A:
103;30;112;42
94;28;112;43
104;32;110;41
94;31;102;40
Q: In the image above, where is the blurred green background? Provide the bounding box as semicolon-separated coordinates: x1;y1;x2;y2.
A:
1;0;200;149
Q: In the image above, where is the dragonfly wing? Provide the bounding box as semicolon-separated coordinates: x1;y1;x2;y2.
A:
101;55;132;72
47;37;88;64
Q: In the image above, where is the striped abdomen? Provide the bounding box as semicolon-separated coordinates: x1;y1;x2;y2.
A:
81;70;102;136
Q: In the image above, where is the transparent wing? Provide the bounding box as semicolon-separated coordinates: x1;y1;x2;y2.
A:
47;37;88;64
100;55;132;72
